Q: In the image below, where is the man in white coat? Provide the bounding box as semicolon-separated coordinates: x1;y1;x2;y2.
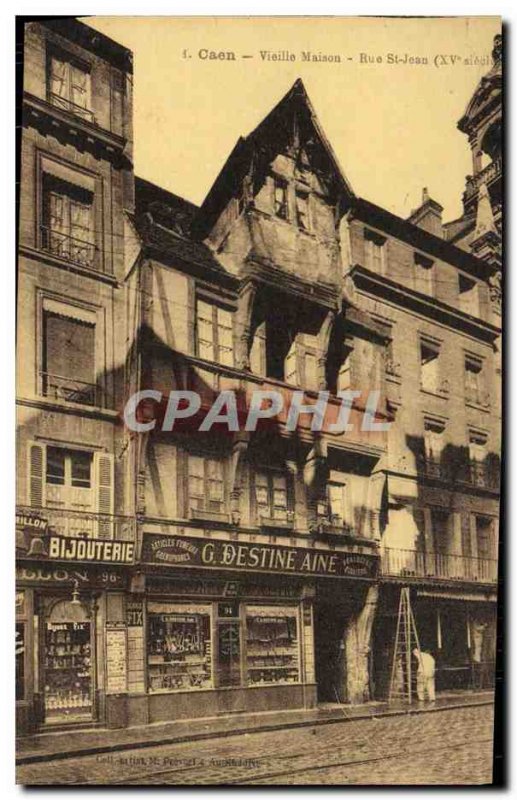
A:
413;648;436;702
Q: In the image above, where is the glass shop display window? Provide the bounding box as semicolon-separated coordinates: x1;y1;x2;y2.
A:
147;603;213;692
245;605;300;685
44;621;92;720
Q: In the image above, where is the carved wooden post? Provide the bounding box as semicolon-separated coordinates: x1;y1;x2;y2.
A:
229;433;250;525
317;310;336;391
235;281;257;371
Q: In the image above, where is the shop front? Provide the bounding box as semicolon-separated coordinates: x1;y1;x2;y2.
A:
413;588;497;693
119;531;379;726
372;584;497;700
16;518;136;735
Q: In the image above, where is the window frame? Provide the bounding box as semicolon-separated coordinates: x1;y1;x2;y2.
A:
46;46;94;123
195;297;235;368
364;228;388;275
187;453;227;520
252;468;293;527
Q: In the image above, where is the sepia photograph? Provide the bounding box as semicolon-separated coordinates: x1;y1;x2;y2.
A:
14;13;503;786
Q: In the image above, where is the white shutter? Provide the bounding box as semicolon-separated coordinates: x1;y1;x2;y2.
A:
94;452;114;539
28;442;46;508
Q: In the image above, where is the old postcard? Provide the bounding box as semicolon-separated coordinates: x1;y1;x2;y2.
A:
16;14;502;786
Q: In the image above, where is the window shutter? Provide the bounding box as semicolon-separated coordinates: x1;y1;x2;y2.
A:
28;442;46;507
94;452;114;539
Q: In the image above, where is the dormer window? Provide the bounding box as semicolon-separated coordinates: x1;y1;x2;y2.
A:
273;177;288;220
48;51;93;122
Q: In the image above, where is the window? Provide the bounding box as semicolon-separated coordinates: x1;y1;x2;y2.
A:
420;338;441;394
246;606;300;685
147;603;213;692
48;53;93;121
41;175;95;267
364;229;387;275
254;471;290;523
28;443;113;537
328;482;347;527
465;354;488;407
188;455;225;517
196;300;234;367
431;509;450;554
295;190;310;231
468;432;488;486
475;516;493;560
423;420;445;477
273;177;288;220
414;252;434;296
459;274;480;317
42;303;96;405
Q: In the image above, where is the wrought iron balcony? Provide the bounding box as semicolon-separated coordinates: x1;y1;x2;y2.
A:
16;505;135;545
41;371;98;407
48;92;95;123
381;547;497;584
466;460;500;490
40;226;97;268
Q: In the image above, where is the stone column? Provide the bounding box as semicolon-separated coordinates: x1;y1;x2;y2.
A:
343;585;379;704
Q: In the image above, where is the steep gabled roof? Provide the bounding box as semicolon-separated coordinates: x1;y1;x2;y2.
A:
192;79;354;239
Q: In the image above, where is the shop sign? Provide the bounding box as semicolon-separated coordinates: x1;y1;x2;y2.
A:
16;513;48;531
16;565;126;588
106;628;127;694
142;534;379;579
47;535;135;564
126;600;144;627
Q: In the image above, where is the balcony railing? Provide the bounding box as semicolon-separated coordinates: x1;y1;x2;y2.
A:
466;460;500;490
41;371;98;406
16;505;135;543
48;92;95;124
464;158;502;201
381;547;497;584
40;226;97;268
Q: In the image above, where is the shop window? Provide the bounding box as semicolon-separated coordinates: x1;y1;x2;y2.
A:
48;51;93;121
42;301;96;405
188;455;226;518
44;603;92;721
295;190;310;231
147;603;213;692
254;470;291;523
364;229;387;275
459;274;480;317
196;299;234;367
16;623;25;701
41;175;95;267
246;606;300;685
273;177;288;220
420;338;441;393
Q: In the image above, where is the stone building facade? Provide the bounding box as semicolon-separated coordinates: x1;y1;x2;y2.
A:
16;18;501;735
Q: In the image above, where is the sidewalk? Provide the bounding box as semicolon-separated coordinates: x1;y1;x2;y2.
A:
16;690;494;765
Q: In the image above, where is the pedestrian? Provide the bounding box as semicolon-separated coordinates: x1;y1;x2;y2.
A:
413;648;436;702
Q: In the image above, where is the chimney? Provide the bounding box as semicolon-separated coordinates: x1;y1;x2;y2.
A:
407;187;444;238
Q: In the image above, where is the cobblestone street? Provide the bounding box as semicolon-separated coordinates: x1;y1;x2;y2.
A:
17;703;495;786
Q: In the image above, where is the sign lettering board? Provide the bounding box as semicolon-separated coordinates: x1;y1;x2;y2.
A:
142;534;378;579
